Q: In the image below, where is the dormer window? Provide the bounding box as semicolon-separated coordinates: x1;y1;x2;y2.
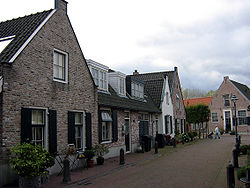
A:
108;71;126;96
131;81;144;99
87;59;109;91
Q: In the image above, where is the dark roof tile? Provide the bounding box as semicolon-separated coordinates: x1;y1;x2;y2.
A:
129;71;175;107
0;9;53;62
98;85;160;113
230;80;250;100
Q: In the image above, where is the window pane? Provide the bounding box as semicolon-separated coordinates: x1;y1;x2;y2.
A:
32;110;44;125
75;113;82;125
53;51;66;81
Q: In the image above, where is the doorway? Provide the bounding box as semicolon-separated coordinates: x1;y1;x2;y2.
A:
224;111;231;132
124;112;130;153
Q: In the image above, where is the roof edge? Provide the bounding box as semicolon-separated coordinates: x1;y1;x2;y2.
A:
8;9;56;63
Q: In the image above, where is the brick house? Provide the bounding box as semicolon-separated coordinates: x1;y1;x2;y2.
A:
209;76;250;134
87;60;160;157
184;97;213;132
129;67;186;136
0;0;98;180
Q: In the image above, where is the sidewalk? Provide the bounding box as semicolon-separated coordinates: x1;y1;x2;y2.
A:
43;148;158;188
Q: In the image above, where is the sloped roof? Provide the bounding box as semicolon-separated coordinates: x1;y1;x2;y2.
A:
129;71;175;108
230;80;250;100
98;85;160;113
183;97;213;107
0;10;53;63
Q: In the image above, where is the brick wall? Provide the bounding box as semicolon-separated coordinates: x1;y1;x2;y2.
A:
0;7;98;158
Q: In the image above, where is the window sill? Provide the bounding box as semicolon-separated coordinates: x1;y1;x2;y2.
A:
101;141;112;144
53;78;67;84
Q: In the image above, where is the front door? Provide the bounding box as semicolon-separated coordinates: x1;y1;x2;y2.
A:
224;111;231;132
124;112;130;152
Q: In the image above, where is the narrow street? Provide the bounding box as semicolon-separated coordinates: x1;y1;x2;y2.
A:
66;135;249;188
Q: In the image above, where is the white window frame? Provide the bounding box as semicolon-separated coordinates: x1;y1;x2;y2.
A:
90;67;108;91
29;107;48;150
102;121;112;143
53;49;68;83
211;112;218;123
74;112;85;150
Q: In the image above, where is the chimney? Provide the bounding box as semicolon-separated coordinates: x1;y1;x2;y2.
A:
55;0;68;13
174;67;178;72
133;70;139;75
224;76;229;81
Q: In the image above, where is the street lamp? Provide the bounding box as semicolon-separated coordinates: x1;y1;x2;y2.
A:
231;94;238;143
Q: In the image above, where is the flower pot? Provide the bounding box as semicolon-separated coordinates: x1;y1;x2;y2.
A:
96;157;104;165
19;176;41;188
87;160;94;168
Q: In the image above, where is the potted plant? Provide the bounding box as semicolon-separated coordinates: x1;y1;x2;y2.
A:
10;142;55;188
93;144;109;165
83;149;95;167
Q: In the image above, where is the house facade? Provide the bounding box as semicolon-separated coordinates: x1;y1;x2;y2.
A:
209;76;250;134
0;0;98;174
129;67;186;136
87;60;160;157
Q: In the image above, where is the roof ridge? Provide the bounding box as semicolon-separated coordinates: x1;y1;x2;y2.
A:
129;70;174;76
0;9;53;24
230;79;249;88
184;96;213;100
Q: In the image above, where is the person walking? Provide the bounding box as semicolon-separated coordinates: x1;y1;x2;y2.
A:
215;126;220;139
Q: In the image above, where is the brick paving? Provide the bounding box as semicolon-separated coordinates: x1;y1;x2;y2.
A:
41;134;249;188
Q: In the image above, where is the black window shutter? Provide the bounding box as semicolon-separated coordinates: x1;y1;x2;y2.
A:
49;110;57;155
98;110;102;144
68;111;75;145
170;116;173;134
86;112;92;149
21;108;32;143
165;115;168;134
112;110;118;142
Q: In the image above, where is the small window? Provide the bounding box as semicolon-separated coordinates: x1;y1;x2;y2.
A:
223;94;230;106
102;122;112;142
176;94;180;109
31;109;45;146
238;110;247;125
74;112;83;150
212;112;218;122
53;50;68;82
166;92;169;105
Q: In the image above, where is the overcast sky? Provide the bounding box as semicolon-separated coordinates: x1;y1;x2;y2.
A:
1;0;250;92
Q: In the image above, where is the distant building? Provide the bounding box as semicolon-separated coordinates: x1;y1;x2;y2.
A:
209;76;250;134
184;97;213;132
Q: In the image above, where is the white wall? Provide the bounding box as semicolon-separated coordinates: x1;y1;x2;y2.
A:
160;76;174;136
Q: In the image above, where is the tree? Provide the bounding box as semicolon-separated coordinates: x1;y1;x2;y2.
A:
206;90;216;97
185;104;210;138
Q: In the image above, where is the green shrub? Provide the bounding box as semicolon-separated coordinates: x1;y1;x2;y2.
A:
237;166;247;180
219;128;224;135
188;132;194;140
230;130;235;135
193;131;198;137
240;145;250;155
83;149;95;161
10;143;55;178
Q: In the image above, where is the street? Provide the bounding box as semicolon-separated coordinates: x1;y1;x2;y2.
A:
64;135;249;188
